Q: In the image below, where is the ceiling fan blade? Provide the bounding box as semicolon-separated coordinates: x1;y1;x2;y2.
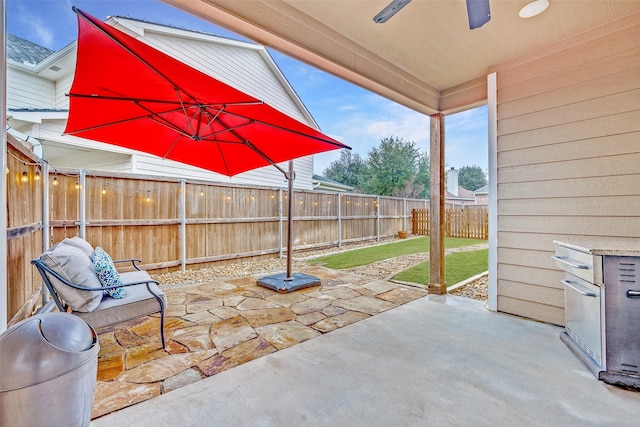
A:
373;0;412;23
466;0;491;29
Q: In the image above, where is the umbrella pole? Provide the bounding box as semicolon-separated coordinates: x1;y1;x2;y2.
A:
256;160;321;293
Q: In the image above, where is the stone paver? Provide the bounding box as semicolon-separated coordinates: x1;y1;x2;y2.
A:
255;320;321;350
209;316;257;352
92;265;428;420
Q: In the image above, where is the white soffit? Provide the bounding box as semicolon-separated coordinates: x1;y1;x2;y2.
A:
164;0;640;114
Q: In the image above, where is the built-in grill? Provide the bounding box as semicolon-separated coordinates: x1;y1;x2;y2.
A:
554;239;640;389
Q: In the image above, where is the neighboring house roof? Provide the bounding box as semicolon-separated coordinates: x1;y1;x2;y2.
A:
311;174;353;192
445;186;475;204
457;187;475;199
6;34;54;65
473;184;489;194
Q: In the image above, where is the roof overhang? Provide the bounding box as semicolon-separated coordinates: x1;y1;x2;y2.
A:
163;0;640;115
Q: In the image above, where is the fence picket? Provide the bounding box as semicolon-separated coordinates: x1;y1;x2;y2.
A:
411;207;488;240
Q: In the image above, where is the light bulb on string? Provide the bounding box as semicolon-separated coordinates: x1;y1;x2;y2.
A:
75;180;80;190
21;163;28;183
52;174;58;185
34;169;40;181
102;186;107;195
146;190;151;202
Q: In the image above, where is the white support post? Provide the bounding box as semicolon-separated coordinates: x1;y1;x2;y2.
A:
487;72;498;312
180;179;186;271
1;0;7;332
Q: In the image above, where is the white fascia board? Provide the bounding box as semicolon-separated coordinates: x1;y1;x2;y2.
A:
109;16;261;51
8;42;76;76
8;111;68;123
259;48;319;129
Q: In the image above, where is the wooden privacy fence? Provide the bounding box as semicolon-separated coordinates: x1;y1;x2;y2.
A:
412;207;488;240
5;140;429;324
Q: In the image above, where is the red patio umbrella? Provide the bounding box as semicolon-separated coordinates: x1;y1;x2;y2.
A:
64;8;349;292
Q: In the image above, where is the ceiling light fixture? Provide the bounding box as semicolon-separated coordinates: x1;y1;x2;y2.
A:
373;0;412;23
519;0;549;18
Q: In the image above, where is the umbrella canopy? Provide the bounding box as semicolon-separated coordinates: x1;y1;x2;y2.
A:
64;8;348;177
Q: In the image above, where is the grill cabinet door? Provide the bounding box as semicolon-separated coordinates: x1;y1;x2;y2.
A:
604;256;640;376
564;273;603;365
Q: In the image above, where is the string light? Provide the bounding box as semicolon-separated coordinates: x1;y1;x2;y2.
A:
52;174;58;185
102;186;107;195
21;163;28;182
34;169;40;181
75;180;80;189
200;190;204;196
146;190;151;202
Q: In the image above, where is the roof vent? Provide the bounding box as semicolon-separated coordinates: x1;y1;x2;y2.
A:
48;65;62;72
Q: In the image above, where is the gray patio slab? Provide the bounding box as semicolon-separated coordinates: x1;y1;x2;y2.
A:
91;295;640;426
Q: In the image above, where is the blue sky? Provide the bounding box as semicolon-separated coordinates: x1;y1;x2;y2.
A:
6;0;488;175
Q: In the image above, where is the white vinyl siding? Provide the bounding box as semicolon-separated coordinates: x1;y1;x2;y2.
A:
54;73;73;109
143;34;308;122
493;16;640;325
7;67;55;109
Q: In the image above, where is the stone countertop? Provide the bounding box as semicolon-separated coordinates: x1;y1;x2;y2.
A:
554;237;640;257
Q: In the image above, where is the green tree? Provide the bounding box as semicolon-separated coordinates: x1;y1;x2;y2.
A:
415;152;430;198
322;149;366;189
361;136;420;196
458;165;487;191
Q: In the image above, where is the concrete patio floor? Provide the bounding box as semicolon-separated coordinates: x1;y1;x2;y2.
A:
92;287;640;426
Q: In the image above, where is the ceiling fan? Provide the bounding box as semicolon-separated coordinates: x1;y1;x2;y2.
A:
373;0;491;30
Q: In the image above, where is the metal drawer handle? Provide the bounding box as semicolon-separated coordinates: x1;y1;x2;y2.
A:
562;279;597;297
552;256;590;270
627;290;640;299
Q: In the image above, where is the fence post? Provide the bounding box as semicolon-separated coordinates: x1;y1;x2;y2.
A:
78;169;86;238
279;188;284;258
403;198;407;231
337;192;342;248
376;195;380;242
41;161;50;303
180;179;186;271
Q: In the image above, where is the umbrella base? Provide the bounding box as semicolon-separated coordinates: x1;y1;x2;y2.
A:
256;272;321;294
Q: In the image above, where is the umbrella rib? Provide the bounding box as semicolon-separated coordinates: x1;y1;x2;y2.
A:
220;109;347;149
67;92;264;110
67;92;194;106
176;88;199;137
134;101;202;139
210;116;288;176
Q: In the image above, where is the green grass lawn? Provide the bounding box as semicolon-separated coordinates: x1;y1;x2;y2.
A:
393;248;489;286
309;237;485;270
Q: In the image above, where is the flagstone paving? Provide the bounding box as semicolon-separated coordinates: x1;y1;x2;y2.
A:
91;265;428;419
